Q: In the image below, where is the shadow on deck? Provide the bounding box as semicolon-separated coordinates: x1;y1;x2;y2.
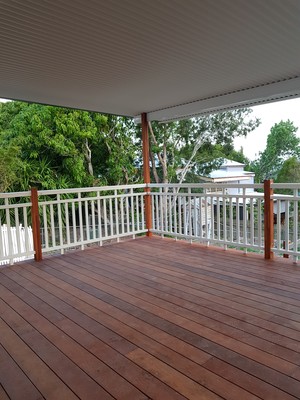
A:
1;236;300;400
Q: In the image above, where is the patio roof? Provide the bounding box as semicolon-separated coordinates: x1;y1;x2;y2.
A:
1;1;300;121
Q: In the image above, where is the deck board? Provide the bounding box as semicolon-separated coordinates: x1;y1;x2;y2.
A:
1;236;300;399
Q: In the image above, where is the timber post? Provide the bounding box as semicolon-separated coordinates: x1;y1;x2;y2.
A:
31;187;42;261
141;113;152;236
264;179;274;260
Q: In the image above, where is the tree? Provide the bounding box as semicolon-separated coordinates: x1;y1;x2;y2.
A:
251;120;300;182
0;145;21;192
0;102;140;191
91;114;141;185
148;109;259;183
276;156;300;183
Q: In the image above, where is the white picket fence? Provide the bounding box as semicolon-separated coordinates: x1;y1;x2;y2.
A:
0;224;34;265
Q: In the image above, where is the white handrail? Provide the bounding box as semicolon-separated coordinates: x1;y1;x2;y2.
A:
1;182;300;264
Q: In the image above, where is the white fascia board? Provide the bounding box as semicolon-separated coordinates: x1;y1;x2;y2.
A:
147;76;300;122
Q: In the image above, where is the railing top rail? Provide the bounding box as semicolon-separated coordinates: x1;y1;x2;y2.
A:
38;183;147;196
0;191;31;198
148;183;264;189
272;183;300;189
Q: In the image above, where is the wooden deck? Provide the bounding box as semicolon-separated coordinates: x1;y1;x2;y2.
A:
1;237;300;400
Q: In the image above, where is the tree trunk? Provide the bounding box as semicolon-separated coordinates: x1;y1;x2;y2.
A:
84;139;94;176
149;149;160;183
161;143;168;183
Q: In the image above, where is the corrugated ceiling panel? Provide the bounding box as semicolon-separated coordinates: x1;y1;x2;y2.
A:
0;0;300;120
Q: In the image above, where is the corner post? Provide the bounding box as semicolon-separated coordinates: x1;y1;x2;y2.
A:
31;187;42;261
141;113;152;236
264;179;274;260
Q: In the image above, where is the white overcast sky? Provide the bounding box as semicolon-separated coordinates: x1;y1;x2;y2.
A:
1;97;300;161
234;98;300;160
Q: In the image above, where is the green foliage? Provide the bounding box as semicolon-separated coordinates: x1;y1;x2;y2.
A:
0;102;140;191
276;156;300;183
91;114;140;185
251;120;300;182
0;144;22;192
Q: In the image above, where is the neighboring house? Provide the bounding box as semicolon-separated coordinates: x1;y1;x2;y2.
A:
199;159;255;195
199;159;257;220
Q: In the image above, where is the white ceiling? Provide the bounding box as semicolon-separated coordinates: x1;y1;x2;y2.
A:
1;0;300;121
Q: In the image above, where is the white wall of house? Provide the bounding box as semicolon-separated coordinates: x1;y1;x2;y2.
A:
200;159;255;195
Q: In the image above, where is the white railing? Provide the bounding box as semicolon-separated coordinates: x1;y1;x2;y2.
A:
1;182;300;264
0;191;34;264
272;183;300;261
150;183;266;252
38;184;147;254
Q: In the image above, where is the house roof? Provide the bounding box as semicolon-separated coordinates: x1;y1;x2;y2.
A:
219;160;246;168
1;1;300;121
199;158;255;182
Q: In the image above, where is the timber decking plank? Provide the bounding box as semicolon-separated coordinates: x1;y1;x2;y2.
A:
0;296;122;400
127;348;222;400
61;247;299;345
0;343;43;400
86;245;300;326
63;249;300;351
1;266;254;400
0;385;10;400
8;258;298;396
52;254;300;365
0;272;185;400
114;238;300;293
1;237;300;399
100;242;300;307
61;250;299;351
0;318;78;400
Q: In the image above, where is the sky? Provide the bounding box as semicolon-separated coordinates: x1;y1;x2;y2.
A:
1;97;300;161
234;97;300;161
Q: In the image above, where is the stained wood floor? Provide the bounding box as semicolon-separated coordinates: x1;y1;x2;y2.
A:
1;236;300;400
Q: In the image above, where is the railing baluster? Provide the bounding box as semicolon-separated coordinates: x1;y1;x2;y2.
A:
136;194;140;234
103;198;108;238
236;196;240;244
114;189;120;241
223;188;227;247
72;201;77;244
243;188;247;251
216;194;220;241
178;193;182;236
65;202;70;245
293;188;298;263
257;198;262;249
276;200;281;253
97;192;102;245
130;188;135;238
229;197;234;243
57;194;64;254
109;197;113;236
78;192;84;250
125;195;130;234
250;198;254;246
91;199;96;241
141;193;145;231
120;191;125;235
85;199;90;241
159;187;164;236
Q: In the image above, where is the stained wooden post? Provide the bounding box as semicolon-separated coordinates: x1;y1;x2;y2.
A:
31;187;42;261
264;179;274;260
141;113;152;236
